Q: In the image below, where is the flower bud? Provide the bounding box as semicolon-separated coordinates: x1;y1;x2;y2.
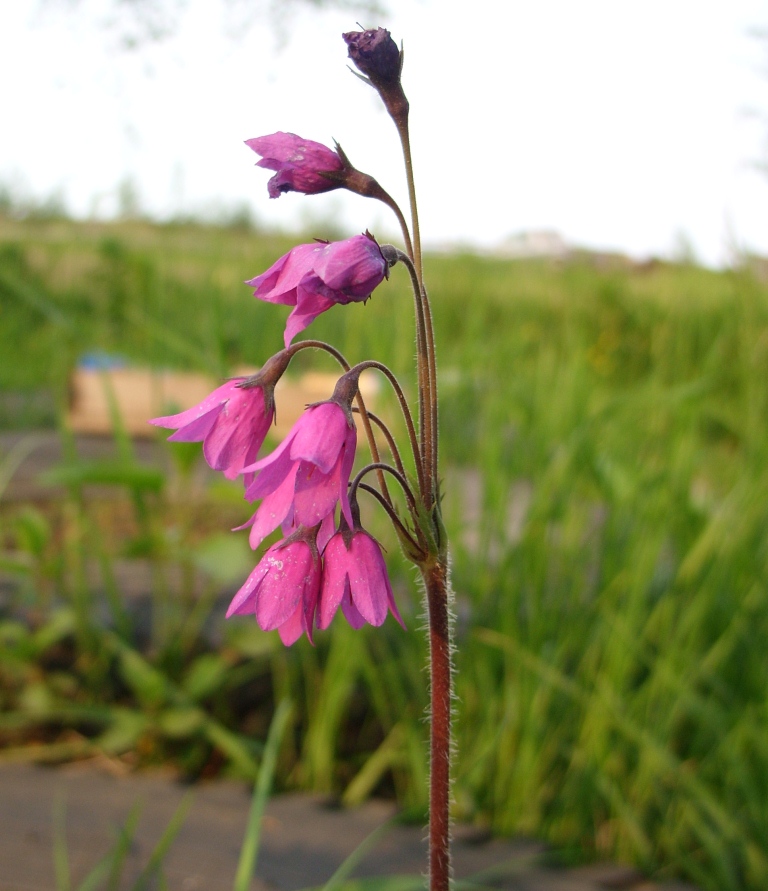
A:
342;27;409;123
343;27;401;84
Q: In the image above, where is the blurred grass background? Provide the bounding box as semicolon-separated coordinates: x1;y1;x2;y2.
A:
2;209;768;890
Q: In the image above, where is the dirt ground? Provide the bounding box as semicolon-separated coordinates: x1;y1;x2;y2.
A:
0;762;700;891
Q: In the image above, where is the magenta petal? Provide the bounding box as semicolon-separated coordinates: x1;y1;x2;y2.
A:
348;534;389;626
249;243;323;306
203;390;271;478
245;440;297;500
247;132;341;167
245;253;291;301
244;468;297;549
341;581;367;629
293;460;342;527
283;284;336;345
280;505;296;538
150;380;242;430
277;602;306;645
318;535;348;629
254;545;306;630
226;559;270;617
165;407;221;443
314;235;386;298
289;404;348;473
387;586;406;629
303;568;320;644
338;427;357;528
317;513;335;552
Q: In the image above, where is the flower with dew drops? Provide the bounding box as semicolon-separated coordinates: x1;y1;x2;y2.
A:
246;132;345;199
149;378;273;483
226;526;321;645
319;519;404;631
246;232;390;346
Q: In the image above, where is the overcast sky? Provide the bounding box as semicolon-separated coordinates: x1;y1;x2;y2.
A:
2;0;767;266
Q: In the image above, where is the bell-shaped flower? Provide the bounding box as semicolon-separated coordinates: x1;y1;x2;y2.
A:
246;132;345;199
318;523;404;631
226;527;321;645
239;399;357;549
149;378;273;482
246;232;389;345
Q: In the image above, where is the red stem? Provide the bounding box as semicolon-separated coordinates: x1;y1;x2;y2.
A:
424;560;452;891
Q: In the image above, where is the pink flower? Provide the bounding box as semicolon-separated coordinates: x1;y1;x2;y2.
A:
246;132;345;199
246;233;389;345
239;400;357;549
149;379;273;482
318;527;404;630
226;531;321;645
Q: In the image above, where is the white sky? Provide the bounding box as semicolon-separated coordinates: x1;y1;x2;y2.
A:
2;0;767;266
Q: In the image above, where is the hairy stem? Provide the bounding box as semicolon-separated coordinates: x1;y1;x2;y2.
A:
350;461;419;520
352;408;407;479
420;285;439;493
376;189;414;261
388;251;433;497
424;559;452;891
395;117;422;286
348;359;425;498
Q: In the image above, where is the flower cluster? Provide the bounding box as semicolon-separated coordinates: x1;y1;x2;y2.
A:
153;370;402;645
152;27;454;890
226;518;403;646
151;27;425;649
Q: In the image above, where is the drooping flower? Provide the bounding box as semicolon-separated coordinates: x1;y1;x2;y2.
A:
246;233;389;345
226;528;321;645
318;524;404;630
246;132;345;199
239;398;357;549
149;378;273;482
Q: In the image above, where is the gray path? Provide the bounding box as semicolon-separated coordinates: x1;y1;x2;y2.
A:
0;763;697;891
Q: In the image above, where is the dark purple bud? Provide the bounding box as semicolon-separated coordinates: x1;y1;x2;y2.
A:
343;27;401;84
342;27;409;124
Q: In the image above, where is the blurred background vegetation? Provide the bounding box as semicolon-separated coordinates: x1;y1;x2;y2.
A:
2;201;768;891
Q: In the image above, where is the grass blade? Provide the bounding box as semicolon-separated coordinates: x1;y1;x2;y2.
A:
53;797;71;891
131;792;194;891
233;698;294;891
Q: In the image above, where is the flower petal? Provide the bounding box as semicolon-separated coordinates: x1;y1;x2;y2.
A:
150;379;243;431
348;533;390;626
237;465;298;549
341;581;366;629
254;545;307;630
277;602;306;645
292;459;343;527
318;534;349;629
289;403;349;473
225;559;271;617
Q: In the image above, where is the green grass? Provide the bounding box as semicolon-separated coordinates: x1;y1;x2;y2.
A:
2;212;768;889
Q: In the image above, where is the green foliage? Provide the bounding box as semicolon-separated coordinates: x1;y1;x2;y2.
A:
3;213;768;889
